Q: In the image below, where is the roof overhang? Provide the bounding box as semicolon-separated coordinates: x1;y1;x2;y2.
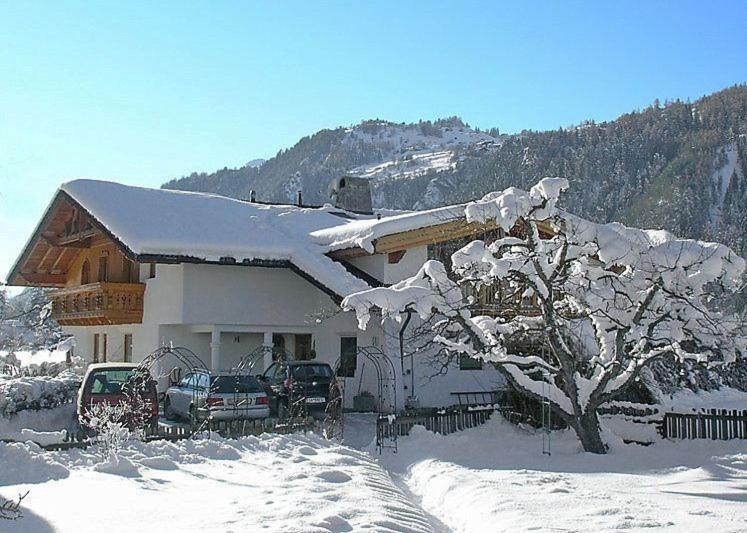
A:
328;217;556;259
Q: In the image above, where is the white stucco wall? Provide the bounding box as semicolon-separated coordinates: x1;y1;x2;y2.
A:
346;246;429;285
61;250;501;410
180;264;340;326
383;246;428;284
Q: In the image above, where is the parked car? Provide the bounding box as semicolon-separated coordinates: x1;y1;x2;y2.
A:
163;371;270;424
77;362;159;432
258;361;339;417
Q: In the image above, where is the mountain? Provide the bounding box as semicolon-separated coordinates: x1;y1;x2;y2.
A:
245;159;266;168
162;116;499;209
163;85;747;256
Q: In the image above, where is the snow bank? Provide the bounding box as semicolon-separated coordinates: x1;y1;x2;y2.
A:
0;442;69;485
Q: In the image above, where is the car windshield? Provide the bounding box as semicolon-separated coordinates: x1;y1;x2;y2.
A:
210;375;263;394
89;369;135;395
291;364;333;380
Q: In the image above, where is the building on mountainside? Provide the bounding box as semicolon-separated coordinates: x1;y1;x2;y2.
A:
6;178;525;409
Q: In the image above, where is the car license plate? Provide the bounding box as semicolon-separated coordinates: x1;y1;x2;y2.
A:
226;398;254;406
306;397;326;404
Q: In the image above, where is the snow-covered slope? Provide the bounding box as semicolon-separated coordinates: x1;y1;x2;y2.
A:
344;120;497;184
708;143;743;229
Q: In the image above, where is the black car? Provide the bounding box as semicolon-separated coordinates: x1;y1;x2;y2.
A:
258;361;339;418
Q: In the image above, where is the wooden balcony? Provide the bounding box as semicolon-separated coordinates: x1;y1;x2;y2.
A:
50;282;145;326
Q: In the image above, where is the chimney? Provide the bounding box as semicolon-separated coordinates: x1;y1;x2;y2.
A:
329;176;373;214
249;190;256;203
296;190;303;206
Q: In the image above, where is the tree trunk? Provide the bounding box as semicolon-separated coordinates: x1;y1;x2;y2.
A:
572;410;607;454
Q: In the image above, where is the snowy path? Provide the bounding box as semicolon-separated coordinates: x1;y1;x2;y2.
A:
0;432;437;532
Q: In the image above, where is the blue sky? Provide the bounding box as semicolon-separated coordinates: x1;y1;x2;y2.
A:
2;1;747;284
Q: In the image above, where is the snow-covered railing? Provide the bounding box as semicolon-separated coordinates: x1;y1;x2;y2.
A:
662;409;747;440
597;401;661;420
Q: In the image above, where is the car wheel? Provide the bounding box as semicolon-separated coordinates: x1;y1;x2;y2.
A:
164;398;175;420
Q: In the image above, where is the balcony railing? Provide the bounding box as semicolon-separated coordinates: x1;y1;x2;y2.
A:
50;282;145;326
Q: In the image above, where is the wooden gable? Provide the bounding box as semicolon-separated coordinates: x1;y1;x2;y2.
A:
6;191;118;287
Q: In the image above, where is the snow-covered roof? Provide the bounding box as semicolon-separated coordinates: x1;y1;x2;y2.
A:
60;179;377;299
310;204;466;253
10;179;487;298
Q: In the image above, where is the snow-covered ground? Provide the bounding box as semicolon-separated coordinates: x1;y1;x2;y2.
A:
379;417;747;532
1;430;440;533
2;412;747;532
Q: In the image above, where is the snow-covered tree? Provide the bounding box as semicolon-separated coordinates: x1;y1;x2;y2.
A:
343;178;746;453
0;287;62;352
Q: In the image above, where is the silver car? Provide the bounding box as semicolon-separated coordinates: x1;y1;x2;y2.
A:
164;371;270;423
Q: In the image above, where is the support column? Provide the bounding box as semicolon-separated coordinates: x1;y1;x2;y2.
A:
262;331;274;371
210;327;222;373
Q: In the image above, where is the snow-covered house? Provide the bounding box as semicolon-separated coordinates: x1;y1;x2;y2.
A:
6;179;507;409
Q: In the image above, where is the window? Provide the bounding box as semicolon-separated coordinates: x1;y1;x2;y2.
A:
98;256;108;282
459;353;482;370
124;334;133;363
196;373;209;390
93;334;100;363
179;374;197;389
124;258;138;283
294;334;313;361
89;369;134;395
149;263;156;279
338;337;357;377
263;363;278;381
292;364;333;379
81;260;90;285
210;375;263;394
102;333;108;363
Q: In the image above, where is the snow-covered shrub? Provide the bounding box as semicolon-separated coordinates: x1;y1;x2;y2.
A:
0;372;81;418
0;491;29;521
82;401;132;459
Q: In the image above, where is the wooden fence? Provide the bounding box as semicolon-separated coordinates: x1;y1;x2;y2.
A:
662;409;747;440
377;407;494;440
149;417;317;440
